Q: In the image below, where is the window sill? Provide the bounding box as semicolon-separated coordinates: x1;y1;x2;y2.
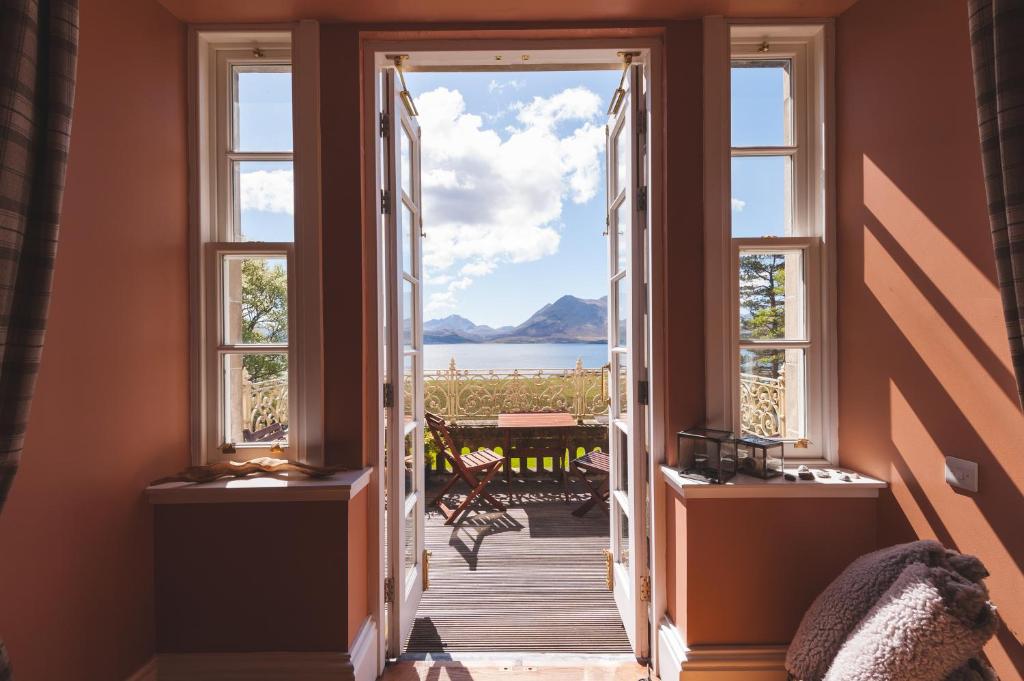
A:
660;464;885;499
146;467;372;505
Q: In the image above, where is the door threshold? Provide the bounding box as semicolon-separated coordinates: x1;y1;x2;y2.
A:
396;652;641;665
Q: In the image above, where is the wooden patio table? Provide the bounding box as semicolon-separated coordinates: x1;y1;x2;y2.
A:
496;412;577;484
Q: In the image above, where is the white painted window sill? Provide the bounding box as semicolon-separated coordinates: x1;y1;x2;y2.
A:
660;464;886;499
146;467;373;505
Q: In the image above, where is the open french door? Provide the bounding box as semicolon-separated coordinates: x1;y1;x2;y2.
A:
606;62;651;660
383;67;426;657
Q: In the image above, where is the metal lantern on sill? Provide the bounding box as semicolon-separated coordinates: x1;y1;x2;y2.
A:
737;435;785;479
677;427;737;484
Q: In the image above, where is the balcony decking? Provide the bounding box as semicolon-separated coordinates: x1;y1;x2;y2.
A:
404;479;631;656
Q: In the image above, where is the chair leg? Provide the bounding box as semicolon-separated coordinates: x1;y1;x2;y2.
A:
444;464;504;525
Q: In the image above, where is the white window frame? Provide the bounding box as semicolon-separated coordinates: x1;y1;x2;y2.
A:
705;22;836;463
190;27;323;465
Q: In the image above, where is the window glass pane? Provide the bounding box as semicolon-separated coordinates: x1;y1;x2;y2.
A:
739;250;804;340
400;122;413;198
614;276;629;348
615;113;630;195
404;353;416;421
235;67;292;152
615;427;629;492
731;155;791;237
404;429;417;500
404;505;418;573
222;255;288;346
731;60;790;147
739;348;804;439
222;352;288;444
403;279;415;349
402;203;414;275
236;161;294;241
616;352;629;419
616;192;631;274
616;497;630;567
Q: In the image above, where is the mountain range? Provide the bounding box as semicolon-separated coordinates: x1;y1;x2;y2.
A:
424;295;608;344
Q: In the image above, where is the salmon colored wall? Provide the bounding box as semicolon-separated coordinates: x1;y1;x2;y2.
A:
347;490;370;646
665;490;876;645
320;24;367;469
0;0;188;678
835;0;1024;677
154;501;350;652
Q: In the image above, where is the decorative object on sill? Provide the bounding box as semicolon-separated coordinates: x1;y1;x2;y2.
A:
677;427;737;484
150;457;351;486
797;464;815;480
814;469;830;479
784;473;797;481
737;434;784;479
786;540;993;681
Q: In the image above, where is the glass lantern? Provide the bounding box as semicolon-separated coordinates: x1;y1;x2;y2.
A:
737;435;785;479
677;427;737;484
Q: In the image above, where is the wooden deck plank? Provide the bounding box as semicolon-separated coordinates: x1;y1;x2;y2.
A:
406;480;629;655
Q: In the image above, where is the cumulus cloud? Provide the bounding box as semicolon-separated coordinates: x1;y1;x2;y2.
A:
488;79;525;94
240;168;294;214
418;85;605;316
732;197;747;212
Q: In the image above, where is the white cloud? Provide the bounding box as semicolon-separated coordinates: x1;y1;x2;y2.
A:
240;169;294;214
732;197;747;212
488;79;525;94
416;85;606;315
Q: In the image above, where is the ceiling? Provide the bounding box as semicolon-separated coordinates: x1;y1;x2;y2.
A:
156;0;860;25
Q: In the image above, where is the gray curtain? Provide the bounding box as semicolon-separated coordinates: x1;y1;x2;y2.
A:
969;0;1024;407
0;0;79;675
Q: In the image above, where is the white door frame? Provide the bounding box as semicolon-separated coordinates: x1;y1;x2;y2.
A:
361;35;667;675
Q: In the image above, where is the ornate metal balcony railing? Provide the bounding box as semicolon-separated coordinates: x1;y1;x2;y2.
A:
422;357;607;422
243;377;289;432
739;372;785;438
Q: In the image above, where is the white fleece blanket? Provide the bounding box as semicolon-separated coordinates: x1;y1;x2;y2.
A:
822;563;999;681
786;540;989;681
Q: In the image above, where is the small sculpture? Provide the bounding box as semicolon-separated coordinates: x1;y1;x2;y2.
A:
150;457;350;486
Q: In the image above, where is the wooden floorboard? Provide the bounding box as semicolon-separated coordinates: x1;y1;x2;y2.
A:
406;479;631;655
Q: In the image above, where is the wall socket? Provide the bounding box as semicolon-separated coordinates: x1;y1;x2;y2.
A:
945;456;979;493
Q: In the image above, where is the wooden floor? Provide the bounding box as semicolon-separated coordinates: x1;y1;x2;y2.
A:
405;479;631;655
382;659;649;681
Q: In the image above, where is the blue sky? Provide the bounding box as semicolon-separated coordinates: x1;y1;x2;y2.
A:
235;64;786;328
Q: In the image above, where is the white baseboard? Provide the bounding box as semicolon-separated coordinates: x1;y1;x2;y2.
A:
658;618;787;681
154;616;378;681
126;657;158;681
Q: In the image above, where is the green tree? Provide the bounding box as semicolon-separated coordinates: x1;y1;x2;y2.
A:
739;253;785;376
241;258;288;383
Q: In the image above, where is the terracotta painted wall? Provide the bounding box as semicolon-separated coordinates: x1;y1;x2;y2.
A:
0;0;188;678
665;490;876;645
835;0;1024;677
154;501;351;652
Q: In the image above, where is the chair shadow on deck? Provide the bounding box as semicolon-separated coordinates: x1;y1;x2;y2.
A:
441;510;525;570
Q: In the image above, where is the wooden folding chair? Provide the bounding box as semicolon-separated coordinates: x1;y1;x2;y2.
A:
425;412;506;525
565;449;610;517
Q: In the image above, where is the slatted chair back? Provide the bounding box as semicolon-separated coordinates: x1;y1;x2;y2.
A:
425;412;467;474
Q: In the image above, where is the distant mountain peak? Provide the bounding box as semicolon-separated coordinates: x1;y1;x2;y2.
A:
423;294;608;345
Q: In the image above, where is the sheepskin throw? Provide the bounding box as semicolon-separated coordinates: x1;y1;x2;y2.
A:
786;540;989;681
822;564;999;681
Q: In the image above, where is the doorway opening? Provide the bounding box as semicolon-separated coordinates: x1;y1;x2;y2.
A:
371;43;660;666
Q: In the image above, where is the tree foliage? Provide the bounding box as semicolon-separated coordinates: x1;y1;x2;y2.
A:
241;258;288;383
739;253;785;376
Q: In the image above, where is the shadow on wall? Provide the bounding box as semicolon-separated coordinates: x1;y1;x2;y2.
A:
844;153;1024;677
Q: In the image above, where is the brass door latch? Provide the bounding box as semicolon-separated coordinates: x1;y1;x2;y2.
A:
603;549;613;591
423;549;432;591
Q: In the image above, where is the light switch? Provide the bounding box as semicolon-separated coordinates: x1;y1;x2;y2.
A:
945;456;978;493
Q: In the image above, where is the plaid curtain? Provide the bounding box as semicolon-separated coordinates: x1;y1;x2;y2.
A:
0;0;78;676
970;0;1024;408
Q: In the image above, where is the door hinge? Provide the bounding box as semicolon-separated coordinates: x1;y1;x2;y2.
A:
383;382;394;408
640;575;651;602
381;189;392;215
423;549;432;591
637;379;649;406
384;576;395;604
637;186;648;213
379;111;389;138
638;113;646;135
